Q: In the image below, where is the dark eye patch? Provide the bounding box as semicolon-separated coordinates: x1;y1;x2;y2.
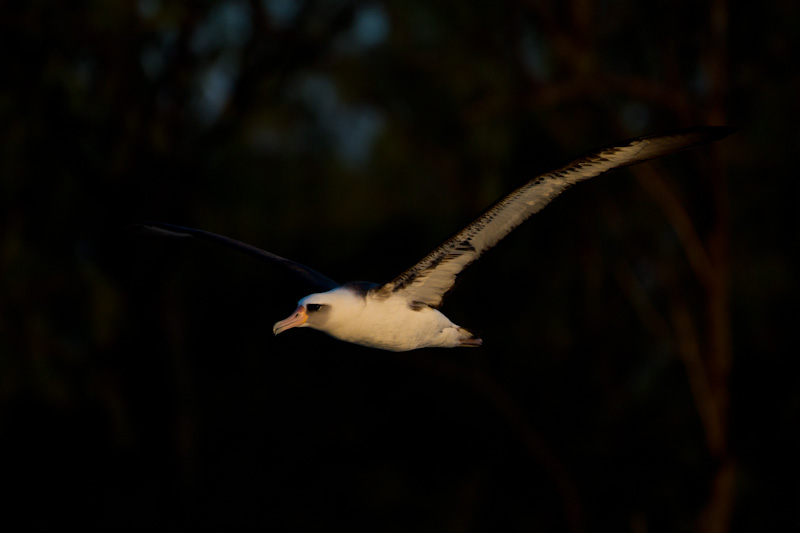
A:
306;303;324;312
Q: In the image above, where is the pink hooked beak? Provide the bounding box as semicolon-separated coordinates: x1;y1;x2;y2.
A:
273;305;308;335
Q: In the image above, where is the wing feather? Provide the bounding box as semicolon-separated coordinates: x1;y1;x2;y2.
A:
132;222;340;292
377;126;734;308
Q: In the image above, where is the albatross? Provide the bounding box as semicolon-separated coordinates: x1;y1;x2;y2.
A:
138;126;732;351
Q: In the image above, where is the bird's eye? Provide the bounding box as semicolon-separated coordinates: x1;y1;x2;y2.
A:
306;304;324;312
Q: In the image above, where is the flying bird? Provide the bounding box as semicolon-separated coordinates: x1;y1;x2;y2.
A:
138;127;732;351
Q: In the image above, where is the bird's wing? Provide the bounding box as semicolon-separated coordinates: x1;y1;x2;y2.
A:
376;126;734;309
133;222;340;292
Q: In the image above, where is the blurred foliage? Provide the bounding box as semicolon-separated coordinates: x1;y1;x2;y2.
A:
1;0;798;531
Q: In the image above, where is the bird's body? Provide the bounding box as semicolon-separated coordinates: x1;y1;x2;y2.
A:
137;126;733;351
274;281;479;351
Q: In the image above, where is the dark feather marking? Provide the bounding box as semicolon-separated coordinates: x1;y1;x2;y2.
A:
345;280;379;298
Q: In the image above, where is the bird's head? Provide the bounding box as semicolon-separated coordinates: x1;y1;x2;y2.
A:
272;295;333;336
272;282;375;337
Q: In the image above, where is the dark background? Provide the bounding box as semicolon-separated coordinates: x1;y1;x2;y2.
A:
1;1;797;531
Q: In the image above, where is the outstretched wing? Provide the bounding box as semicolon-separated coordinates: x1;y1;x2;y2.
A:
377;126;734;309
133;222;340;293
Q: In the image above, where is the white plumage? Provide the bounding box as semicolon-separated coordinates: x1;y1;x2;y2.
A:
139;127;732;351
272;283;479;351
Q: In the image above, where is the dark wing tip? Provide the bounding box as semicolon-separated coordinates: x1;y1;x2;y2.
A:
707;125;738;139
128;222;340;292
126;222;195;238
604;125;736;171
642;125;737;145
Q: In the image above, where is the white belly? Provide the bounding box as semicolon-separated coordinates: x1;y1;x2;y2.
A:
324;295;466;351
